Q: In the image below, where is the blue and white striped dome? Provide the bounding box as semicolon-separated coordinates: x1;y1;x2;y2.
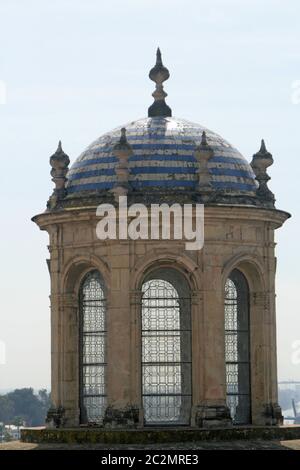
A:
66;116;257;196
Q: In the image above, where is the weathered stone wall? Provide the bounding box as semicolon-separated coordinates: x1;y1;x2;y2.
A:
33;205;288;428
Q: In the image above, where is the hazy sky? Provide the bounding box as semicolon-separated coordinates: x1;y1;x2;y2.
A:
0;0;299;390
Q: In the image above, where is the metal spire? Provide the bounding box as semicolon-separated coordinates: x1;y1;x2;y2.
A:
259;139;267;153
148;48;172;117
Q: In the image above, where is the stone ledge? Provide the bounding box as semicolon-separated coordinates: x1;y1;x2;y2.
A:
21;426;300;445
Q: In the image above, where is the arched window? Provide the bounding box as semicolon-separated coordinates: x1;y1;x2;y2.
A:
79;270;107;424
141;269;191;425
225;269;251;424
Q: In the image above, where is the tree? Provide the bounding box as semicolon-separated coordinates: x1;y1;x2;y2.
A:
12;416;24;427
0;422;5;442
0;388;51;426
0;396;14;423
3;430;13;442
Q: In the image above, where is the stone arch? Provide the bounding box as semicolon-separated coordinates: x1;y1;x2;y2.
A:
224;269;251;424
56;256;110;427
221;252;271;425
131;250;200;293
78;270;107;425
222;253;266;293
130;250;200;426
62;254;110;297
140;266;192;426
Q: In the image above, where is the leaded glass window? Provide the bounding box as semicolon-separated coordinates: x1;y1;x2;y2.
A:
225;269;251;424
141;271;191;425
79;270;107;424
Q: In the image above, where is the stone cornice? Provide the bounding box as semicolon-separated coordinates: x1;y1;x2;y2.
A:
32;204;290;231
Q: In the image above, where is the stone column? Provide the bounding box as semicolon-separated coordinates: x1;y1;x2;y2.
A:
193;257;231;427
250;290;269;424
61;293;80;426
190;289;204;425
263;234;283;424
249;231;282;425
129;289;144;426
103;242;139;428
46;281;80;426
45;234;67;428
45;291;64;428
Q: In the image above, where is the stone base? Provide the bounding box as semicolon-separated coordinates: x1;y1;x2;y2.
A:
45;406;66;429
263;403;284;426
103;405;140;429
194;405;232;428
21;425;300;445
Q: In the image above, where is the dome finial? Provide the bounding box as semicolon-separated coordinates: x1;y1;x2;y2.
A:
260;139;267;153
156;47;162;65
148;48;172;118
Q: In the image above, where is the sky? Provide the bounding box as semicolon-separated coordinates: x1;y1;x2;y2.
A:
0;0;299;390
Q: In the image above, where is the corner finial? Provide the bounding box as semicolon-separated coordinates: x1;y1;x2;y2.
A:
113;127;132;152
120;127;127;144
48;140;70;208
250;138;275;207
110;127;133;201
195;131;214;199
148;48;172;118
201;131;208;147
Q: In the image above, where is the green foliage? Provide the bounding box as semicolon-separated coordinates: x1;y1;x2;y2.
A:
3;430;13;442
0;388;50;426
0;396;14;423
12;416;24;427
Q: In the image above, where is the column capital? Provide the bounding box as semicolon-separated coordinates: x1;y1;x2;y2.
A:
130;290;143;305
251;291;269;308
50;293;77;308
191;289;203;305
